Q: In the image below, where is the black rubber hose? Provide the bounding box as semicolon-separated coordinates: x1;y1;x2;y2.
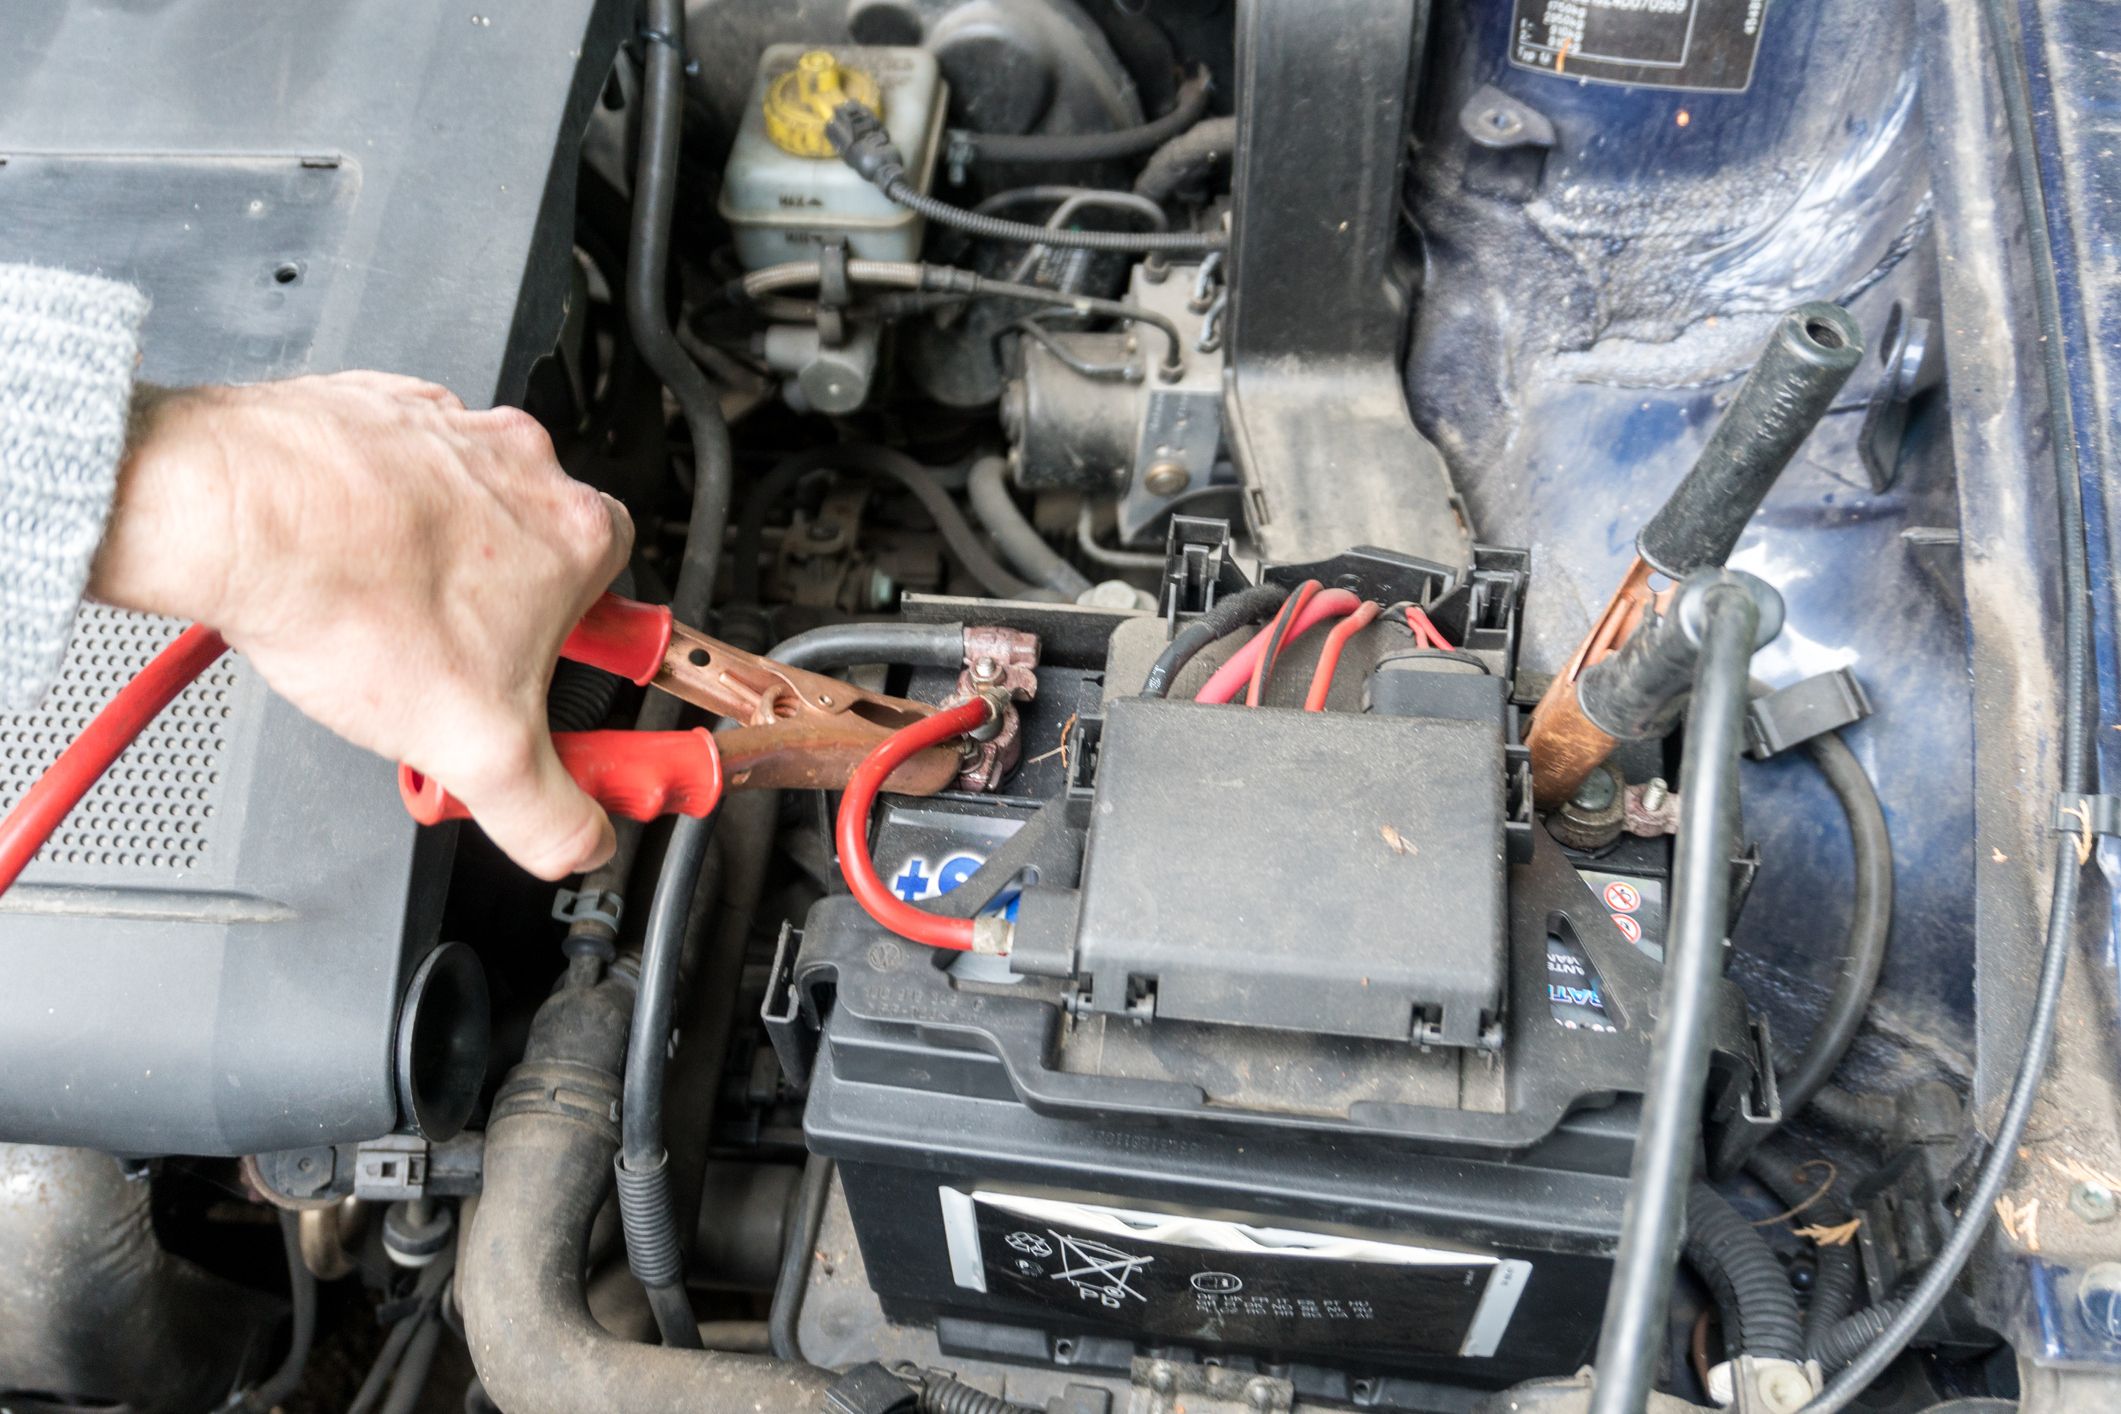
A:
730;444;1045;603
1139;583;1291;698
348;1256;456;1414
967;456;1094;599
1588;585;1762;1414
771;622;966;673
769;1153;836;1362
1813;1298;1908;1374
457;980;838;1414
629;0;730;627
1812;0;2093;1401
1133;115;1237;206
548;658;624;733
617;809;719;1351
951;67;1212;167
1776;730;1894;1123
239;1211;317;1414
1746;1143;1861;1354
1682;1183;1806;1364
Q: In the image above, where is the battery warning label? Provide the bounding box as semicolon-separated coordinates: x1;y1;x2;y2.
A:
1509;0;1768;93
939;1190;1531;1359
1548;870;1666;1030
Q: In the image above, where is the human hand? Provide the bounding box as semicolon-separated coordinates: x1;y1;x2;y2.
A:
90;371;633;880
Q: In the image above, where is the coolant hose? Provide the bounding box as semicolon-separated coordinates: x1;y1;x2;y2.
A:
1133;115;1237;206
731;444;1047;604
967;456;1094;599
1682;1184;1806;1365
1746;1143;1861;1354
458;979;837;1413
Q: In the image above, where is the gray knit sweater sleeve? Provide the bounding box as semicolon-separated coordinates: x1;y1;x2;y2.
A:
0;265;149;711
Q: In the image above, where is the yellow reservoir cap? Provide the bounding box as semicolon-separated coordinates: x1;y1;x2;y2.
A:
764;50;882;158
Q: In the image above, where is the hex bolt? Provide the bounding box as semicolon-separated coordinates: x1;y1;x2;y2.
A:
1641;777;1669;811
970;656;1003;688
1572;768;1618;812
1245;1377;1277;1410
2071;1181;2118;1224
1148;1362;1176;1394
1143;460;1190;497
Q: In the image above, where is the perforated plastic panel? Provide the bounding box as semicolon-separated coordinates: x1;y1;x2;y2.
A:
0;607;238;874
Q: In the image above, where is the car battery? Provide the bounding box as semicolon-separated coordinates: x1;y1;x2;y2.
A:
785;804;1762;1401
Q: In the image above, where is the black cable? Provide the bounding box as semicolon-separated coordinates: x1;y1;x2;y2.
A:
628;0;729;628
967;456;1094;599
349;1257;458;1414
1138;583;1290;698
1776;730;1894;1123
729;443;1045;604
825;105;1222;253
1745;1143;1861;1356
1247;585;1309;703
949;67;1212;167
376;1310;445;1414
917;1370;1043;1414
615;807;718;1351
240;1210;317;1414
1682;1183;1806;1364
769;1153;836;1361
1811;1;2095;1400
1588;584;1761;1414
770;621;966;673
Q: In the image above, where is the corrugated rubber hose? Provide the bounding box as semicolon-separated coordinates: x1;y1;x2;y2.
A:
1682;1183;1806;1365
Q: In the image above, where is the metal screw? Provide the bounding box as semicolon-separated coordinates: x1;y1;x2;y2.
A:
1143;460;1189;497
2072;1182;2118;1223
971;656;1003;688
1245;1378;1277;1410
1641;777;1669;811
1148;1362;1176;1394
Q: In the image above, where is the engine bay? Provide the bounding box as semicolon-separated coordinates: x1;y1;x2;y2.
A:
1;1;2117;1412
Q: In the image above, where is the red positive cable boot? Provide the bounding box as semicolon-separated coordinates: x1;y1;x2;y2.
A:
835;693;1008;954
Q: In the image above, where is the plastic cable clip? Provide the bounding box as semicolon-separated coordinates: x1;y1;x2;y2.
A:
823;1362;918;1414
2053;793;2121;866
1745;668;1873;759
552;887;624;933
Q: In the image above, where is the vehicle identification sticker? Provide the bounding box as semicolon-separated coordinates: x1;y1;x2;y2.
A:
939;1189;1531;1359
1509;0;1768;93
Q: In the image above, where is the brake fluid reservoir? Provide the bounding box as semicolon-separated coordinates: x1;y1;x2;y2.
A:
720;46;945;270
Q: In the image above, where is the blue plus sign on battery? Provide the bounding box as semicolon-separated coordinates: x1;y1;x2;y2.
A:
892;860;930;901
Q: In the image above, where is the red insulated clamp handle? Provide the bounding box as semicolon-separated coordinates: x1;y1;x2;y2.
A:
398;728;724;826
559;593;674;686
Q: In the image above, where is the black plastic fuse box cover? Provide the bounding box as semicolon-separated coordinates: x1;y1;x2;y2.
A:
1072;698;1506;1047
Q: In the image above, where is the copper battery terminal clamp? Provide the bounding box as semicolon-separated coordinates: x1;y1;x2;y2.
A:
399;593;960;825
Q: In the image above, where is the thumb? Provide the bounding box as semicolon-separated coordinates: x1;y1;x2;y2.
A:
443;726;617;881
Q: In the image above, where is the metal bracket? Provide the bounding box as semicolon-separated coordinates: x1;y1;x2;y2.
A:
1746;668;1874;758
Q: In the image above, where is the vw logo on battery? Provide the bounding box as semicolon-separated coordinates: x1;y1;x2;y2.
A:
1191;1271;1244;1295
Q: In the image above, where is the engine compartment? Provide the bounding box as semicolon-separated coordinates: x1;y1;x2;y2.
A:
1;1;2117;1411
